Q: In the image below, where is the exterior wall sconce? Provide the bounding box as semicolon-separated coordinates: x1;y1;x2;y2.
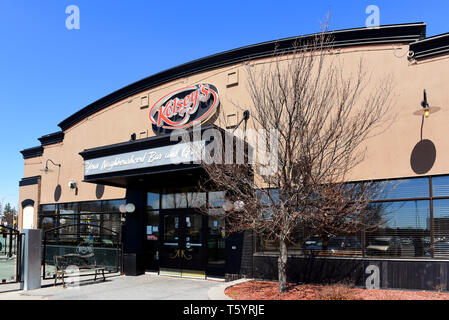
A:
44;159;61;172
413;89;441;118
421;89;430;118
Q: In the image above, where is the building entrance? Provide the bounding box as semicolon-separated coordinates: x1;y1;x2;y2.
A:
159;209;206;277
143;189;226;278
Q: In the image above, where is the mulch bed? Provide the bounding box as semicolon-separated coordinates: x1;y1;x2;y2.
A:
225;280;449;300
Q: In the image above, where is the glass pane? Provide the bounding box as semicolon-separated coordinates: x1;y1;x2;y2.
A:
103;200;125;213
432;176;449;197
41;204;57;215
80;201;101;215
433;199;449;257
207;215;225;264
161;194;176;209
186;214;202;244
147;192;160;210
146;211;159;241
58;203;78;215
58;215;78;240
80;213;101;237
102;214;121;234
164;216;178;243
374;178;429;200
190;192;206;208
365;200;430;258
40;216;56;232
209;191;226;208
162;192;206;208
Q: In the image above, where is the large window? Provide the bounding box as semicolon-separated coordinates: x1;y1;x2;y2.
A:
39;199;125;240
255;175;449;260
365;201;430;258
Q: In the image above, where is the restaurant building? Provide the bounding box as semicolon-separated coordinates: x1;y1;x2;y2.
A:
18;23;449;289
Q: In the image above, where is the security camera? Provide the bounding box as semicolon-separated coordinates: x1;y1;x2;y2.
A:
68;181;77;189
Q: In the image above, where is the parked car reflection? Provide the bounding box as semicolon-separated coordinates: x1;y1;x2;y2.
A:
328;236;362;256
366;237;402;256
304;236;362;256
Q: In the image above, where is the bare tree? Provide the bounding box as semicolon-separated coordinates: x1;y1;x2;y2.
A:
201;27;394;292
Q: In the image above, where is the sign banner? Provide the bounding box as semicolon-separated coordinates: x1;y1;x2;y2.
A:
84;141;205;176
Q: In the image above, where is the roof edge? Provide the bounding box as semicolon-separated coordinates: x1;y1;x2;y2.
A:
410;31;449;61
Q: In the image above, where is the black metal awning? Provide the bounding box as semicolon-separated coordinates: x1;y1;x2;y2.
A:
79;125;230;189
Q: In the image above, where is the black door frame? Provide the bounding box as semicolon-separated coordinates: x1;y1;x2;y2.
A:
158;208;207;272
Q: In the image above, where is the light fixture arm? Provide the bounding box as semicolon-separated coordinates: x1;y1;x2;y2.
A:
45;159;61;171
421;89;429;109
232;110;250;134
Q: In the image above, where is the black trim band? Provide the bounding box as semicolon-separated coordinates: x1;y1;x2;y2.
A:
410;32;449;61
19;176;41;187
38;131;64;146
20;146;43;159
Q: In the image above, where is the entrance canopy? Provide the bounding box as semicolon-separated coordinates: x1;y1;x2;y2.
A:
79;125;239;189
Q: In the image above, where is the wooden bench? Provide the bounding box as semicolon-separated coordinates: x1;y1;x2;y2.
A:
53;253;105;288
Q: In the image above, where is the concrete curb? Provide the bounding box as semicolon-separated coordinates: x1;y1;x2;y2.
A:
208;278;253;300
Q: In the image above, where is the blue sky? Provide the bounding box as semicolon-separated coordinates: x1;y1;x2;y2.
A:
0;0;448;209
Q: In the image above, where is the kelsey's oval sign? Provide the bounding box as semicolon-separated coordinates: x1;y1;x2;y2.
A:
149;84;219;134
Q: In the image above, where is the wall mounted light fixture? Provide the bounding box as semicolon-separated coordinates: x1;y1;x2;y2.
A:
44;159;61;172
413;89;441;118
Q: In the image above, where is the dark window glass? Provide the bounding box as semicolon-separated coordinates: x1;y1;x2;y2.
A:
146;211;159;241
163;215;178;242
432;176;449;197
41;204;57;215
365;200;430;258
374;178;429;200
432;199;449;258
58;203;78;215
207;211;226;265
40;216;56;232
147;192;160;210
57;215;78;240
80;201;102;214
103;214;121;235
80;213;101;237
103;200;125;213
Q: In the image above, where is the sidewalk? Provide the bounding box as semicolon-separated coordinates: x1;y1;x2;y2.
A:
0;273;245;300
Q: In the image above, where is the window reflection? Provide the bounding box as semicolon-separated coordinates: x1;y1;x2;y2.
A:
374;178;429;200
255;176;443;259
161;189;206;209
362;201;429;257
433;199;449;257
432;176;449;197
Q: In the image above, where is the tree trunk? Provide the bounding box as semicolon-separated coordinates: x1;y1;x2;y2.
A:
278;238;288;293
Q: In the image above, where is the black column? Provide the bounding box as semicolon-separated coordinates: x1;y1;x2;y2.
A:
123;189;145;276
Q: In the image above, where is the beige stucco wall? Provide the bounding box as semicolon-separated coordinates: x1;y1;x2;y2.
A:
18;42;449;226
18;181;40;230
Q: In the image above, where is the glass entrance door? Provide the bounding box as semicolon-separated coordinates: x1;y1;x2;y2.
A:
159;209;206;274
